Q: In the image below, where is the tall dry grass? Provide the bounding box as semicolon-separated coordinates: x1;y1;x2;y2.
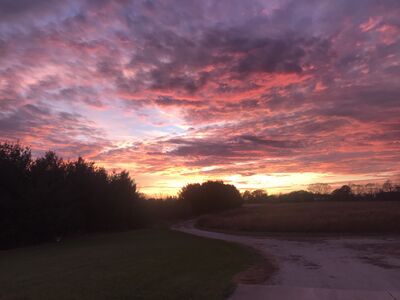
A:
197;201;400;234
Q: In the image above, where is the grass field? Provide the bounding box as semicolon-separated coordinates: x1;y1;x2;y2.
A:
0;229;258;300
197;201;400;234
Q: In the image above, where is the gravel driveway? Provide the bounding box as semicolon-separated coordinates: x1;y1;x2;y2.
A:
173;220;400;299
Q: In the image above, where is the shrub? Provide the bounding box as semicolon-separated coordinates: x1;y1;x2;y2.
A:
242;189;269;203
279;190;315;202
331;185;353;201
179;181;243;215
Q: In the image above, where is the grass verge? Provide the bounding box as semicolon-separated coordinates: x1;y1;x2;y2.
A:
0;229;258;300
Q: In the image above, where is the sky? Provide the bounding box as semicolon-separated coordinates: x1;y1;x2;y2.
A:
0;0;399;195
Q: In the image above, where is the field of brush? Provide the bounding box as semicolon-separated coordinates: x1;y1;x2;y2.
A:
197;201;400;234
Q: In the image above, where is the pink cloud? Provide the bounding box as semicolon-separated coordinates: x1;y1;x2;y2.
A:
1;0;400;194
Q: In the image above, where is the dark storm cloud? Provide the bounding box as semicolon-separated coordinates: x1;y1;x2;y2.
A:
0;104;50;133
0;103;99;137
160;134;306;161
125;25;328;94
0;0;60;19
239;135;306;149
166;140;235;157
0;103;107;158
312;85;400;123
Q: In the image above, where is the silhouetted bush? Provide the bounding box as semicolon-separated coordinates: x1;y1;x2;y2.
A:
0;142;145;249
143;196;188;225
279;190;315;202
242;189;269;203
179;181;243;215
331;185;353;201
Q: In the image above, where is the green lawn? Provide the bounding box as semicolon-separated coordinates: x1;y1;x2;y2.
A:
0;229;256;300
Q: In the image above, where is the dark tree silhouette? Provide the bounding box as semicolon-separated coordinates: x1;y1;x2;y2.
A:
271;190;313;202
243;189;269;203
2;142;399;248
179;181;243;215
0;142;145;249
331;185;353;201
307;183;332;195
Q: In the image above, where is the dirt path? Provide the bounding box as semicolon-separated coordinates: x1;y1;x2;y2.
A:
173;220;400;299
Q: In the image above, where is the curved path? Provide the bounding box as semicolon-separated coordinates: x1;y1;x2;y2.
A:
173;220;400;300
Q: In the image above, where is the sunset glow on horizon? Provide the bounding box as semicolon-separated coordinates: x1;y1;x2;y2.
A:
1;0;399;195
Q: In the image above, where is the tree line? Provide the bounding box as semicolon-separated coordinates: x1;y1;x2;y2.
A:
2;141;398;248
242;181;400;203
0;142;243;248
0;142;147;249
